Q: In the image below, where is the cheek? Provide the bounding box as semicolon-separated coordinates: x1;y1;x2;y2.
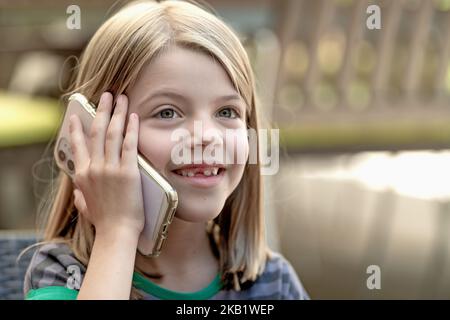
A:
224;132;248;189
223;130;249;165
137;128;173;172
229;163;246;185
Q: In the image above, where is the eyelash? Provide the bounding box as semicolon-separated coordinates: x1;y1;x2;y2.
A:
155;108;180;119
217;107;240;119
154;106;241;119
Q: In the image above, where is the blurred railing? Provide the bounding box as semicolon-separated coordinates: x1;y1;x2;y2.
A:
251;0;450;152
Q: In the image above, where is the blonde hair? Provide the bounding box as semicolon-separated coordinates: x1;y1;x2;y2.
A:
34;0;272;298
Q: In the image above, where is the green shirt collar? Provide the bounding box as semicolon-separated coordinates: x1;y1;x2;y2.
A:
132;271;223;300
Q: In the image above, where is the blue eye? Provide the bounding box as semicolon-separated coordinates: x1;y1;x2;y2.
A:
156;108;180;119
217;107;239;119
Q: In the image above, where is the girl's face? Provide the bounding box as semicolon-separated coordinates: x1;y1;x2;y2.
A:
126;46;249;222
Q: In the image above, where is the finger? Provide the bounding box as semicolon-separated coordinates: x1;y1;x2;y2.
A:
90;92;113;163
121;113;139;166
105;94;128;166
73;188;88;216
69;114;90;172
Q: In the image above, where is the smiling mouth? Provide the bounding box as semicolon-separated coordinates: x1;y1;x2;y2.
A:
172;167;226;177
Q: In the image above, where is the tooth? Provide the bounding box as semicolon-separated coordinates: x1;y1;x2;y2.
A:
212;168;219;175
181;170;188;177
204;169;211;176
187;171;195;177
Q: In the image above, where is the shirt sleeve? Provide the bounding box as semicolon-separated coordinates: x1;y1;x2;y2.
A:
278;255;310;300
245;251;310;300
23;242;86;300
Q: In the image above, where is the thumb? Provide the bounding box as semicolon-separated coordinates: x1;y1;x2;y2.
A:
73;188;88;217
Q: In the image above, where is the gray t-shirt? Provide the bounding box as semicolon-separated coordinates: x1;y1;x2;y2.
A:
23;242;309;300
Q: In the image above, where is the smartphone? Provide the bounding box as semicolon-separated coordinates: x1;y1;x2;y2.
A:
54;93;178;257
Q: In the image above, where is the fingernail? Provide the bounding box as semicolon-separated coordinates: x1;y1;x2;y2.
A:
100;92;111;106
119;94;127;104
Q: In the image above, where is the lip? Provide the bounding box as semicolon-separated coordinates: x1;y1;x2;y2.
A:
170;167;226;188
172;163;226;171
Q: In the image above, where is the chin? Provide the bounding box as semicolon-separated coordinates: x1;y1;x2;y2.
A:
173;197;225;222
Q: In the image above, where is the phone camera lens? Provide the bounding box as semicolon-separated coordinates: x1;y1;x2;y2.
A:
58;150;66;161
67;159;75;172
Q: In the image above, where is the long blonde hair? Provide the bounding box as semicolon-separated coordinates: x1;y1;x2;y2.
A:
35;0;271;298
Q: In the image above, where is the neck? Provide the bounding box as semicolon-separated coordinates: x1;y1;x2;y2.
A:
135;217;218;278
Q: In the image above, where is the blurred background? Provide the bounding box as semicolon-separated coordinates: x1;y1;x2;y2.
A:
1;0;450;299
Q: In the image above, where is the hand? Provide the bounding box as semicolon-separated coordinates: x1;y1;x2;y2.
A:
69;92;145;237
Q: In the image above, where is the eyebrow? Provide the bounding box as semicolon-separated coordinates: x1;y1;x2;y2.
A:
139;89;243;107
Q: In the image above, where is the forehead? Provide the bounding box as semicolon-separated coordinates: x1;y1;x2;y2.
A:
132;46;238;98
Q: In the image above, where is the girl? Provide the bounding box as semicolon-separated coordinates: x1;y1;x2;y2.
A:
23;0;309;300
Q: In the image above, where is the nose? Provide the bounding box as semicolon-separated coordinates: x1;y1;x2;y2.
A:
188;116;223;149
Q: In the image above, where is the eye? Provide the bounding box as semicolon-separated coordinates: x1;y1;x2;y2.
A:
155;108;180;119
217;107;239;119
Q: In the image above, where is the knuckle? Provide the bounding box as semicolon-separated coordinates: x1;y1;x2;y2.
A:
122;137;135;152
106;126;120;141
103;164;118;176
119;167;138;182
87;163;103;179
73;172;86;187
89;125;101;139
